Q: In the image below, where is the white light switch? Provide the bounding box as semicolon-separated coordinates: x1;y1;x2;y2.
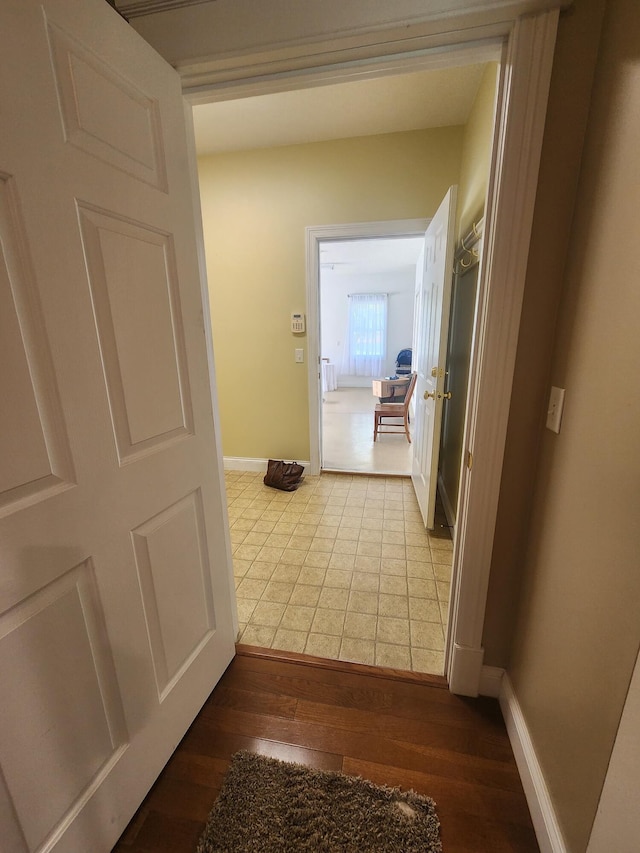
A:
546;386;565;433
295;348;304;363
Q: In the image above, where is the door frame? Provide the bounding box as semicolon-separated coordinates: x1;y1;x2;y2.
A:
183;9;560;696
306;218;430;475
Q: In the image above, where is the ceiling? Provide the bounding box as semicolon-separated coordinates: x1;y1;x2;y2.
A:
320;237;424;277
193;63;487;155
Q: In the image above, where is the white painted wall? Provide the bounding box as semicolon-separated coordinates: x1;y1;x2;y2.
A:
321;268;415;387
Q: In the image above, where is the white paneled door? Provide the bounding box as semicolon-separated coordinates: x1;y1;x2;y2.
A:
411;187;457;529
0;2;235;851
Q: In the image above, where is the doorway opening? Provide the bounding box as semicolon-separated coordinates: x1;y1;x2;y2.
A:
192;60;497;678
319;234;424;475
186;4;558;693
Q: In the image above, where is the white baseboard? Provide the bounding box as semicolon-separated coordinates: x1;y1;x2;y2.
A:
448;642;485;696
223;457;311;472
499;675;567;853
479;665;504;698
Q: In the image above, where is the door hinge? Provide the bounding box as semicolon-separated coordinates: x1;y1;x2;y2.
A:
467;450;473;470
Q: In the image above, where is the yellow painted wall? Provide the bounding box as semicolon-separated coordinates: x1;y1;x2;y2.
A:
456;62;498;237
198;128;463;460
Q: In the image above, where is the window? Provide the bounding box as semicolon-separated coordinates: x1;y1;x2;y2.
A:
345;292;387;376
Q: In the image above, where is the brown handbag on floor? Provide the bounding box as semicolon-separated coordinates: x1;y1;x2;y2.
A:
263;459;304;491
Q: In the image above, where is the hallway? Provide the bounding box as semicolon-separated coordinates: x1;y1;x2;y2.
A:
227;469;452;674
114;650;538;853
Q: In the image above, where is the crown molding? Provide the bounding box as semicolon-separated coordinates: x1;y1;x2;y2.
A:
116;0;213;19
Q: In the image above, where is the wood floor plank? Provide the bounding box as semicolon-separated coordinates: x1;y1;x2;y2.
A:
121;812;203;852
137;776;215;823
113;653;538;852
343;757;534;826
229;653;506;731
221;663;500;730
162;752;230;790
206;682;298;719
197;704;521;791
180;724;343;772
294;698;515;763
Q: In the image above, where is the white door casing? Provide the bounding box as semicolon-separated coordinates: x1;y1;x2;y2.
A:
411;187;457;529
305;219;430;476
0;2;235;851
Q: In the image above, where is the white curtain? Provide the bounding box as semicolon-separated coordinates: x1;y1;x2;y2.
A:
344;293;387;376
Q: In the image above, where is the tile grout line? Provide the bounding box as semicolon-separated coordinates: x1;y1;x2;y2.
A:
226;470;451;673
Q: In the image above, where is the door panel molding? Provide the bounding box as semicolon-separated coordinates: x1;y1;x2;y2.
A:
47;16;168;191
0;173;76;518
77;202;194;463
131;488;216;701
0;559;128;852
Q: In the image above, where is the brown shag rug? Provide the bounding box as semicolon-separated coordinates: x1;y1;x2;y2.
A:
197;751;442;852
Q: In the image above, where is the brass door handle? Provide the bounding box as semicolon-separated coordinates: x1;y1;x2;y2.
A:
424;390;452;400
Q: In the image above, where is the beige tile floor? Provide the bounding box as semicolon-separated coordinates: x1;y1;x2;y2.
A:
322;387;413;474
226;469;453;675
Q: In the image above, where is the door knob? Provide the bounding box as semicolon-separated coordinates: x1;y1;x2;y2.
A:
440;392;452;400
424;391;436;400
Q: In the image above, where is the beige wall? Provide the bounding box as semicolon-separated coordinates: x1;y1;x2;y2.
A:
198;128;463;460
483;0;606;664
501;0;640;850
456;62;498;237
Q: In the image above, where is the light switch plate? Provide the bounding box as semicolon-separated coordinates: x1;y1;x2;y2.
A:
546;386;565;433
295;348;304;363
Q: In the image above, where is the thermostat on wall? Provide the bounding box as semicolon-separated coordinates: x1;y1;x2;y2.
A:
291;312;306;333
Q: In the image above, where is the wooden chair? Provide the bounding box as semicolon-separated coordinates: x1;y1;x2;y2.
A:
373;372;417;443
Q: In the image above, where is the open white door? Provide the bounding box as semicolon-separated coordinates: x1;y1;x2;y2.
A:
0;2;235;851
411;187;457;529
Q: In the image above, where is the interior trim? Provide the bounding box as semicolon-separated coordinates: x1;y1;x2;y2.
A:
183;41;504;103
236;643;449;688
223;456;311;473
479;664;505;697
500;674;567;852
446;9;560;696
117;0;211;19
305;218;430;476
165;2;568;98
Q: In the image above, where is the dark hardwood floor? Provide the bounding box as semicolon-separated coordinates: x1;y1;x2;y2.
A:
114;648;538;852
